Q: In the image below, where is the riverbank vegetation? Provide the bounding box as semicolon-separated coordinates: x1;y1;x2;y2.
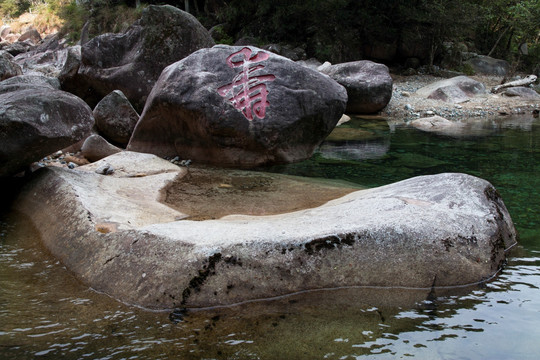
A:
1;0;539;71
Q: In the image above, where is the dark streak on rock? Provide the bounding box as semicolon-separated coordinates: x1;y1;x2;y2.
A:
223;255;242;267
484;185;516;271
181;252;222;305
441;238;454;251
304;233;356;255
103;254;120;265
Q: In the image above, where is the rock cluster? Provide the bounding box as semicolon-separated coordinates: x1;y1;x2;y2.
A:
0;5;524;309
77;5;215;110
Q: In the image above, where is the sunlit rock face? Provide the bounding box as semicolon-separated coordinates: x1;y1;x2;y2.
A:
14;152;517;309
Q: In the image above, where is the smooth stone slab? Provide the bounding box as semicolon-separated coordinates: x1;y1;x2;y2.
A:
14;152;517;309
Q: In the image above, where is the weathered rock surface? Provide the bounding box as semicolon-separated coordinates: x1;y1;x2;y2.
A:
77;5;214;110
93;90;139;146
502;86;540;100
14;151;517;309
13;46;73;77
465;55;509;76
0;74;60;89
81;134;122;162
128;45;348;167
319;60;393;114
0;84;94;177
18;28;42;45
415;76;486;103
0;50;22;81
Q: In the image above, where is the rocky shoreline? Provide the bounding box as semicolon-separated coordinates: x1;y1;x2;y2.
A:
383;74;540;124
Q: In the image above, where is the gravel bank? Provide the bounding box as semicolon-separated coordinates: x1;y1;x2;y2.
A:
382;74;540;125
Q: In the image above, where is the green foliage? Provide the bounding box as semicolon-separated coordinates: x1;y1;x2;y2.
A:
0;0;31;18
1;0;537;71
457;63;476;76
211;24;233;45
56;1;87;42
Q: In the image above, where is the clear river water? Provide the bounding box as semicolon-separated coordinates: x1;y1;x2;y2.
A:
1;115;540;359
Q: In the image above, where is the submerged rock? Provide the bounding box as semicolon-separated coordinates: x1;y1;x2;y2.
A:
128;45;347;167
14;151;517;308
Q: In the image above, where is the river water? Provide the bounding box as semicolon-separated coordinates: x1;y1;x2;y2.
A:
1;115;540;359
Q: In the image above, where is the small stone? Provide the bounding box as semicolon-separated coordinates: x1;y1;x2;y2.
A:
455;105;463;109
68;162;77;169
52;150;63;158
425;110;434;116
401;91;411;97
95;163;115;175
404;104;413;111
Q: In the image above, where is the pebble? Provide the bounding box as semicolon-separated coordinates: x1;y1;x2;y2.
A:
95;163;114;175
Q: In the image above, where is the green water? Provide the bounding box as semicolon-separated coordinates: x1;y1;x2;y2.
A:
1;115;540;359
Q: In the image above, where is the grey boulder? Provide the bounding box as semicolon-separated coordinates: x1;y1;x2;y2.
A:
0;50;22;81
13;151;517;309
128;45;348;167
416;76;486;103
93;90;139;146
502;86;540;100
319;60;393;114
0;74;60;89
77;5;214;110
81;134;123;162
0;83;94;177
465;55;509;76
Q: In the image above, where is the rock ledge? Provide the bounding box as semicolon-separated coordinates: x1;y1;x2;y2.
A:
14;152;517;309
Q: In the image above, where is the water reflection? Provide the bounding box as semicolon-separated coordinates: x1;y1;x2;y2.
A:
2;115;540;359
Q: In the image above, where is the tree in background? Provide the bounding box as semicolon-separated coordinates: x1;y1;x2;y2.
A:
1;0;538;71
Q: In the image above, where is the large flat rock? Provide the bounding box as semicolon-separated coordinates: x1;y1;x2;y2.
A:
14;152;517;309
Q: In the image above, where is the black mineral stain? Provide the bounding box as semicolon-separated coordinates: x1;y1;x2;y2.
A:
224;255;242;267
181;252;222;305
304;233;356;255
484;184;518;270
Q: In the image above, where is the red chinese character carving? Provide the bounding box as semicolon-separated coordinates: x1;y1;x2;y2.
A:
218;48;276;121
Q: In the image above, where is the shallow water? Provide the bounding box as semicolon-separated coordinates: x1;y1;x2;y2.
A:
2;115;540;359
